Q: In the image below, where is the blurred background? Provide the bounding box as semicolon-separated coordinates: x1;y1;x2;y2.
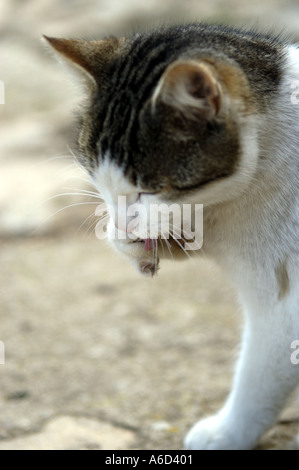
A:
0;0;298;450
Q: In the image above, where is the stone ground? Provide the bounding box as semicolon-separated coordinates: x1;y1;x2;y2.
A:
0;0;298;450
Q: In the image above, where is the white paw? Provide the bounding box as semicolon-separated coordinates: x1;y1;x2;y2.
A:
184;415;252;450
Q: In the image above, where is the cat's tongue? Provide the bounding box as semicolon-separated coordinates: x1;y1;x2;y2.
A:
144;238;155;251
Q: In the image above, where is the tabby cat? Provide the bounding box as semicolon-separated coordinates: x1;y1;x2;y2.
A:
44;23;299;450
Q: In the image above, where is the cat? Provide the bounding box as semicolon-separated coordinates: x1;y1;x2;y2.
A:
44;23;299;450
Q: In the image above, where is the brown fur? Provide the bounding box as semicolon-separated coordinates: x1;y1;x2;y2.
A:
43;36;122;83
44;24;284;188
204;59;255;114
154;61;221;118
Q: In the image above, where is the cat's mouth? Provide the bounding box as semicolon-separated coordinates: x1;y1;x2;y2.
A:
133;235;191;252
132;238;158;252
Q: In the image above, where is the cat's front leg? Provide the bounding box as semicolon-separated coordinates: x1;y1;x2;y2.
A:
185;304;299;450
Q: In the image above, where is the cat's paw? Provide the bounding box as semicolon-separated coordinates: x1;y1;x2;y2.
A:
184;415;252;450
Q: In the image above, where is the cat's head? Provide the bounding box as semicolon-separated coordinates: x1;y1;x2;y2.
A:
44;27;259;236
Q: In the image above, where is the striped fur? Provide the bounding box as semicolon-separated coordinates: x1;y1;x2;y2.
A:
45;24;285;187
45;24;299;450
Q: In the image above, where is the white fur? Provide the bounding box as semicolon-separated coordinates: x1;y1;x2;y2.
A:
92;158;159;275
92;156;137;205
93;45;299;449
185;44;299;450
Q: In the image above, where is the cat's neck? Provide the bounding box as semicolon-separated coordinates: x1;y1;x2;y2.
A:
203;45;299;292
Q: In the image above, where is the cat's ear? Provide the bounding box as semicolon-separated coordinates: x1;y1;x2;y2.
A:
152;60;221;119
42;36;121;89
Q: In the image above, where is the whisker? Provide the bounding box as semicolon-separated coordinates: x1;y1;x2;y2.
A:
158;235;166;258
87;215;109;241
168;224;193;261
38;192;103;208
59;165;88;180
75;211;97;238
169;224;204;277
179;226;203;261
62;187;103;198
66;146;88;173
159;224;174;261
33;201;101;235
84;217;99;240
154;237;159;271
31;153;74;168
160;232;174;261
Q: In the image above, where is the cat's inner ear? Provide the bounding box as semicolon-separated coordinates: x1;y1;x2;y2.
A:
152;60;221;119
42;36;121;88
